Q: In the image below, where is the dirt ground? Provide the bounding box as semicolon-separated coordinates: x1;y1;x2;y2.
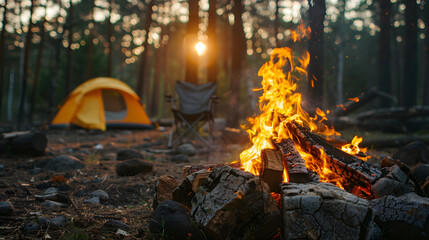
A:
0;127;248;239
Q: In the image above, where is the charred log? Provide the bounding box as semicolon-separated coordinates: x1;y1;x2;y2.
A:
182;162;240;177
9;132;47;155
173;169;210;208
260;148;284;192
286;122;382;195
281;182;374;240
276;139;312;183
191;166;280;240
332;87;386;116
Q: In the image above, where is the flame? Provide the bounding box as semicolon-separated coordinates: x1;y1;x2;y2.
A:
341;136;369;160
240;25;369;187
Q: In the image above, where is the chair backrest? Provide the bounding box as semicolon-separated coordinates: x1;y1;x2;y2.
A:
176;81;217;115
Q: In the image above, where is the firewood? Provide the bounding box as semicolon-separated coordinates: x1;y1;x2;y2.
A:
332;87;382;116
281;182;374;240
10;132;47;155
173;169;210;208
369;193;429;239
356;105;429;121
286;121;382;195
276;139;311;183
260;148;284;192
191;166;280;240
182;162;241;177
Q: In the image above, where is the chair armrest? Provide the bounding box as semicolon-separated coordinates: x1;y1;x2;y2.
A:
165;93;177;109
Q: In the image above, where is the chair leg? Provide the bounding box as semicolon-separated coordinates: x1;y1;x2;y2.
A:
168;118;175;148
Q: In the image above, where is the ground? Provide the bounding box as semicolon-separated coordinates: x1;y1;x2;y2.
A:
0;127;247;239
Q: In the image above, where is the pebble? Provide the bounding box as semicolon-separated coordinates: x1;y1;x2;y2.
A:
45;155;85;171
44;187;58;194
176;143;196;156
0;164;4;171
103;219;130;231
29;167;42;175
116;159;153;176
171;154;189;163
0;201;14;216
91;189;109;202
38;216;67;229
41;200;67;209
22;222;41;234
84;197;100;205
116;149;143;161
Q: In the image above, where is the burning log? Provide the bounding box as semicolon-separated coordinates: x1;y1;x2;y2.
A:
286;121;382;195
191;166;280;240
276;139;312;183
182;162;241;177
281;182;375;240
260;148;284;192
173;169;211;208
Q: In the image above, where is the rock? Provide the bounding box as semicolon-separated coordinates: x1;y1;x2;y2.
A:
411;163;429;185
392;141;429;167
371;165;416;198
171;154;189;163
370;193;429;240
84;197;100;205
22;222;41;234
0;201;14;216
149;200;204;240
116;159;153;176
0;164;4;171
153;175;178;209
35;193;70;204
44;187;58;194
29;167;42;175
116;149;143;161
90;189;109;202
192;166;280;240
176;143;196;156
41;200;67;210
45;155;85;171
38;216;67;229
103;219;130;231
281;182;374;240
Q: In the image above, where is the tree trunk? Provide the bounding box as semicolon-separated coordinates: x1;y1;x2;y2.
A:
7;71;14;123
65;0;74;95
49;38;61;117
84;0;95;82
17;0;35;128
151;44;163;117
423;0;429;105
274;0;280;48
136;0;154;101
29;2;47;123
336;0;345;105
207;0;218;83
306;0;326;111
0;0;8;122
185;0;199;84
378;0;392;108
107;0;114;77
226;0;246;128
402;0;418;108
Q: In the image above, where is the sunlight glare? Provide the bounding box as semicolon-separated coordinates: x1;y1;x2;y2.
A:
195;41;207;56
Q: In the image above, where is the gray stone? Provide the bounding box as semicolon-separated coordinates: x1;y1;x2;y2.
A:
84;197;100;205
171;154;189;163
45;155;85;171
370;192;429;239
116;149;143;161
281;182;374;240
29;167;42;175
176;143;196;156
41;200;67;209
115;159;153;176
0;201;14;216
150;200;205;240
103;219;130;231
35;193;70;204
22;222;41;234
38;216;67;229
90;189;109;202
44;187;58;194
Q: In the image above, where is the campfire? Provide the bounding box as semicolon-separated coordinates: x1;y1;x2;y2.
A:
150;27;429;240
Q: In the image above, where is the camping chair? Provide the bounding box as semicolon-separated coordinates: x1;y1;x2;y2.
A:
166;81;218;149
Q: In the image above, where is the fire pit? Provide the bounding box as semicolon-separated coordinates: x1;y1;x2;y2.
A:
150;43;429;240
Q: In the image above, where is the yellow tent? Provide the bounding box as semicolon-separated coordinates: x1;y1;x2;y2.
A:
51;77;153;131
